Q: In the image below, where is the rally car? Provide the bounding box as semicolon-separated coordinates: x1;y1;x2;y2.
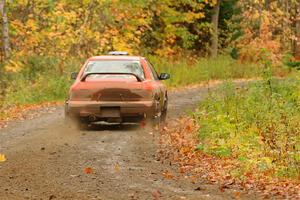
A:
65;51;170;128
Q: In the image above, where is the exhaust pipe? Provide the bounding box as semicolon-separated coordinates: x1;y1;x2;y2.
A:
89;115;97;122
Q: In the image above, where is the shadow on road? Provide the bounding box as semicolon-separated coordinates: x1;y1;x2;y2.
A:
85;123;143;132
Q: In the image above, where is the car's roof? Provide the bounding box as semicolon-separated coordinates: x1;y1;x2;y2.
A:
88;56;143;61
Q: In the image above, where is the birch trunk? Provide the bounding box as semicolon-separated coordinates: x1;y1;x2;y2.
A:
0;0;11;59
295;6;300;59
210;0;221;58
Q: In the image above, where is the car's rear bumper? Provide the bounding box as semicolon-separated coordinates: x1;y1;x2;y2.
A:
66;100;155;118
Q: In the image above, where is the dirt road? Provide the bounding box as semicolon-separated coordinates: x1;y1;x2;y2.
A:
0;86;255;200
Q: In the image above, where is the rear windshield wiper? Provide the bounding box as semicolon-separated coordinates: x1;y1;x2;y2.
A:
81;72;144;82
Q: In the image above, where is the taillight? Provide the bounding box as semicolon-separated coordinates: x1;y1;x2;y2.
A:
70;89;91;100
142;82;154;91
142;83;154;99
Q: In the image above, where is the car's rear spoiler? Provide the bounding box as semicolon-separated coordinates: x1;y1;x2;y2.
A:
81;72;144;82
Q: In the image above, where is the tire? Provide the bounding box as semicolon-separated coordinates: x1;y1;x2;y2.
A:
144;108;167;130
160;108;167;124
64;104;89;130
65;115;89;130
64;112;77;129
160;96;168;124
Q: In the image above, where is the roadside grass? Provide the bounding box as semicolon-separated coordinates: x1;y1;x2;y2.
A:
149;55;264;87
0;55;292;120
0;56;80;119
194;77;300;179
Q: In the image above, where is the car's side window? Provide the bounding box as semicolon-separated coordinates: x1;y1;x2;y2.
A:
146;60;159;81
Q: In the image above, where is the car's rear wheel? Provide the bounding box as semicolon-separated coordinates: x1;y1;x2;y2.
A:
65;115;90;130
65;105;89;130
161;97;168;124
160;107;167;124
143;100;167;129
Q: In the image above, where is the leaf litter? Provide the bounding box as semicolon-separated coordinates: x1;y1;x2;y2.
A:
158;117;300;199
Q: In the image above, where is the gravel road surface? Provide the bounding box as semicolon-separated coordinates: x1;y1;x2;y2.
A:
0;86;255;200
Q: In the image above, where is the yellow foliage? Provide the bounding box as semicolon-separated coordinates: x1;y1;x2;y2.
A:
1;0;214;67
5;60;23;73
0;154;6;162
237;3;288;64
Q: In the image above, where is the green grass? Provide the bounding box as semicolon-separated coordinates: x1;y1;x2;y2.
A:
4;75;70;104
0;54;290;119
149;55;263;87
194;77;300;178
0;56;81;110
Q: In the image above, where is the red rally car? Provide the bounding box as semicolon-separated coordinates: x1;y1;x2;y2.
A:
65;51;170;127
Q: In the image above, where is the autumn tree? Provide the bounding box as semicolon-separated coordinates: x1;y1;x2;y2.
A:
232;0;300;63
1;0;298;68
292;1;300;59
0;0;10;60
210;0;221;58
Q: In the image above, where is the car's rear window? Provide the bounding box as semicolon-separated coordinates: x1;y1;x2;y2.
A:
83;60;145;79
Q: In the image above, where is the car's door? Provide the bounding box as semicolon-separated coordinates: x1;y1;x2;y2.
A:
144;59;166;112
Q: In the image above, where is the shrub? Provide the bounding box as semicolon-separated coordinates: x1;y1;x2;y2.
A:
195;78;300;178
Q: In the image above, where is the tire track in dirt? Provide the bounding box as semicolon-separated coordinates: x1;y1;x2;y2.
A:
0;85;256;200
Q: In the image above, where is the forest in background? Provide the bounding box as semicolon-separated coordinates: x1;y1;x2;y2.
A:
0;0;299;191
0;0;299;116
0;0;300;90
1;0;300;64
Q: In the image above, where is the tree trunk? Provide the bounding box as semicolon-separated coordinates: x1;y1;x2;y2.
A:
0;0;11;59
294;6;300;60
210;0;221;58
264;0;270;10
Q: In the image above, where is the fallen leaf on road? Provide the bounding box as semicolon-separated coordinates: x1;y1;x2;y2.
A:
162;170;174;179
0;154;6;162
219;184;230;192
234;191;241;199
151;189;162;200
194;187;204;191
140;121;146;128
49;194;56;200
114;163;120;172
84;167;93;174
